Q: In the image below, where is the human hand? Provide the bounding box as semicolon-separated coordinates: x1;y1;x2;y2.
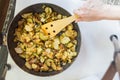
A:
74;0;106;22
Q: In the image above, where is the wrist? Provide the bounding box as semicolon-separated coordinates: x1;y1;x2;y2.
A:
102;5;120;20
101;5;111;19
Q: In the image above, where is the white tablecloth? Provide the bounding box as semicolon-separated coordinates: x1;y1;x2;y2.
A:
6;0;120;80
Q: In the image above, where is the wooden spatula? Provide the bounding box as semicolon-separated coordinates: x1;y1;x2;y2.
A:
41;15;78;38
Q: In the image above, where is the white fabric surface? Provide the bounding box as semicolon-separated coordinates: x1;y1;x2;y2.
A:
80;75;100;80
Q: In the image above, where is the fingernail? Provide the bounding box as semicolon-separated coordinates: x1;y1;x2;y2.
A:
75;19;80;23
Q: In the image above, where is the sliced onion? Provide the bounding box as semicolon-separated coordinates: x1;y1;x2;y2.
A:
15;47;23;54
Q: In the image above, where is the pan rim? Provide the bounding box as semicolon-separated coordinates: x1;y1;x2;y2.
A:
7;3;81;77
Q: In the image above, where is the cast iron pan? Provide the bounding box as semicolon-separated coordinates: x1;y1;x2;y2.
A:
7;3;81;76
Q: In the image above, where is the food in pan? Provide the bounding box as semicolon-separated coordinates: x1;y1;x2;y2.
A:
14;5;78;72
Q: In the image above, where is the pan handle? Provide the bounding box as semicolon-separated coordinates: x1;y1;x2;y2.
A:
0;45;8;79
0;32;9;79
102;61;116;80
110;35;120;79
102;35;119;80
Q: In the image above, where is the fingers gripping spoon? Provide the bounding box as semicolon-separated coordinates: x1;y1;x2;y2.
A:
41;15;78;38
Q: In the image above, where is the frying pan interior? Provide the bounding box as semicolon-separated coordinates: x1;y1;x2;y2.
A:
7;3;81;76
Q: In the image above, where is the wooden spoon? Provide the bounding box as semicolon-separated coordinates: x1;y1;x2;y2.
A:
41;15;78;38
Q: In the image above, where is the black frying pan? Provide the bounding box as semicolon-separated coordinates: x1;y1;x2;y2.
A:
7;3;81;76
